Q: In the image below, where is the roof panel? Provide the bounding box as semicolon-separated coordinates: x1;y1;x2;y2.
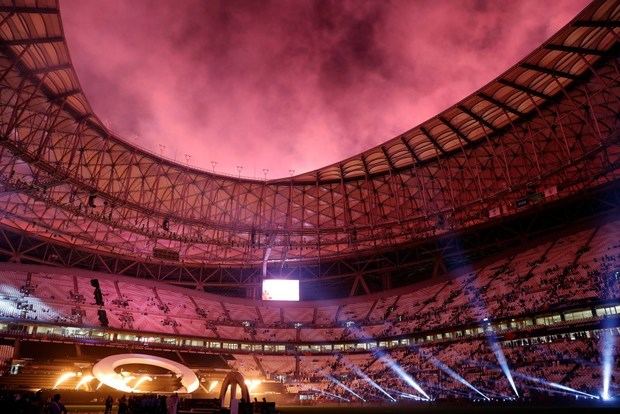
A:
0;0;617;266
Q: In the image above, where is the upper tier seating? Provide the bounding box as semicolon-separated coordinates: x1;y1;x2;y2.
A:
0;218;618;343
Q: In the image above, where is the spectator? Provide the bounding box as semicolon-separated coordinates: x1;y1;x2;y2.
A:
104;395;113;414
118;395;127;414
49;394;67;414
166;393;179;414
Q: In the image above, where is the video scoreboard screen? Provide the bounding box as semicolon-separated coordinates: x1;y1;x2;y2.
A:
261;279;299;301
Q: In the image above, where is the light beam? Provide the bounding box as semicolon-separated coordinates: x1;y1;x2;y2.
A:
601;329;616;401
425;355;490;400
514;372;599;399
311;388;350;402
342;358;396;402
377;353;430;400
208;380;219;393
75;375;94;390
53;372;76;389
326;375;366;402
131;375;153;392
245;379;262;392
489;336;519;397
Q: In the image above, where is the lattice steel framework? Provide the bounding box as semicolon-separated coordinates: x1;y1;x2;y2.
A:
1;183;619;299
0;1;619;290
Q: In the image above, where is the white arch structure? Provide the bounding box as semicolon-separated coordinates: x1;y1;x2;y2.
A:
92;353;199;393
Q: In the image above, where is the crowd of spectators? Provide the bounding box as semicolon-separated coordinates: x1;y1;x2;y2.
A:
1;221;618;344
0;221;619;405
305;332;618;402
0;390;183;414
0;390;65;414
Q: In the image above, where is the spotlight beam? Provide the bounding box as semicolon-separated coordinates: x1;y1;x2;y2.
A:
311;388;350;402
404;377;468;397
207;380;219;393
358;373;396;402
489;335;519;397
601;329;615;401
342;359;396;402
424;354;490;400
450;239;519;399
376;353;430;400
524;384;588;398
131;375;153;392
326;375;366;402
53;372;76;389
514;372;600;399
75;375;94;390
385;388;427;401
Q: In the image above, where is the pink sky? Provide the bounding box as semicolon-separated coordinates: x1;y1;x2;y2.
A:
61;0;589;179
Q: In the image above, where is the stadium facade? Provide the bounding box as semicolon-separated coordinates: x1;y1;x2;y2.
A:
0;0;619;409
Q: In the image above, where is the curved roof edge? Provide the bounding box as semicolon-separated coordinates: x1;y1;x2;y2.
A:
0;0;618;184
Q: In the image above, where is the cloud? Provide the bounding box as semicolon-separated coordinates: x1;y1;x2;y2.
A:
61;0;589;178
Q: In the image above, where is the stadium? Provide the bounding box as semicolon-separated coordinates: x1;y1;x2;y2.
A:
0;0;619;413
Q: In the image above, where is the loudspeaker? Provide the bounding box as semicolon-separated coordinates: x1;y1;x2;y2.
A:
94;289;104;306
97;309;109;327
90;279;104;306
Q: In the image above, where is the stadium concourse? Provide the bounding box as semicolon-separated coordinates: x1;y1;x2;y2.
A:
0;0;620;413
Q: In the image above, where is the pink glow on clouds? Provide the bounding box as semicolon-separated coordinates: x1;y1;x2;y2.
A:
60;0;589;178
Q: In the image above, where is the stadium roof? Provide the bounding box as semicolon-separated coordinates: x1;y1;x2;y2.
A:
0;0;618;273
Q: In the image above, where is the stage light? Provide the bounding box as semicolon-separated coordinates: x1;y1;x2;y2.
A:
524;384;588;398
446;240;519;399
208;380;219;392
75;375;94;390
376;354;430;399
489;336;519;397
92;353;199;393
132;375;153;392
123;375;136;384
326;375;366;402
359;373;396;402
386;389;427;401
347;364;395;402
245;379;262;392
601;329;615;401
426;355;489;400
93;373;135;393
475;389;510;399
397;393;419;400
514;372;599;399
53;372;76;389
311;388;349;401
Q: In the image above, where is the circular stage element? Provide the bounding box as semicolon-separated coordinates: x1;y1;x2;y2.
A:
92;353;199;393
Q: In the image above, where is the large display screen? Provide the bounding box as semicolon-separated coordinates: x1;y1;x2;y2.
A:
261;279;299;301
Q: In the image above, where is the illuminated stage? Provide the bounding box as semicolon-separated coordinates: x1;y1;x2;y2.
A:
92;353;199;393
